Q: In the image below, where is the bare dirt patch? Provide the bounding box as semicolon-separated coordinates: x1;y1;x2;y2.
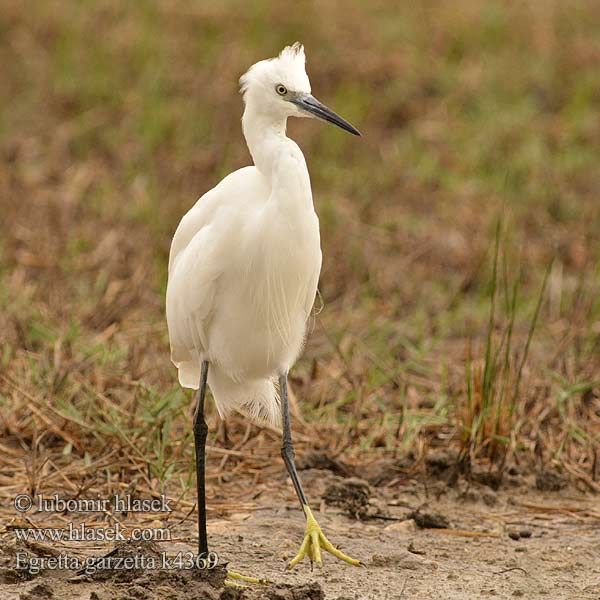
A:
2;471;599;600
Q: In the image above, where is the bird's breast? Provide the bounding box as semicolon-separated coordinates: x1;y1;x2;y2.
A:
208;205;321;377
251;206;321;327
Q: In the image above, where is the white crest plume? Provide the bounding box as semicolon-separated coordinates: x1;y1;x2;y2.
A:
240;42;310;100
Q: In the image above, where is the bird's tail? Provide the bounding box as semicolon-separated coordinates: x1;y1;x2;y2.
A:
208;367;281;427
173;359;281;426
175;359;203;389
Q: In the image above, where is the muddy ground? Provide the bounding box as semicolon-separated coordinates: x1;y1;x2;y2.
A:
1;459;599;600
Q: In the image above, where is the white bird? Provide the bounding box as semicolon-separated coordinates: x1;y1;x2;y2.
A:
166;42;361;577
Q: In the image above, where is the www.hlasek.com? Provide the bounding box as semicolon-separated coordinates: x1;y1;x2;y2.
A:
16;551;219;575
14;522;170;543
13;493;173;543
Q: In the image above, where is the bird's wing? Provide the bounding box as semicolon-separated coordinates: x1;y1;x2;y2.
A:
166;166;268;372
166;211;222;368
168;166;266;274
168;189;219;275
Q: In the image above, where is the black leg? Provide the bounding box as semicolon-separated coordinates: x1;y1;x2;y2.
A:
279;373;308;508
193;361;210;557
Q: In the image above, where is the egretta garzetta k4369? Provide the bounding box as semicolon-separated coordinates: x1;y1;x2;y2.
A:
166;43;361;578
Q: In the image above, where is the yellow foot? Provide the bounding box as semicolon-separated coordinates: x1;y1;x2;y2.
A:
225;570;272;587
288;505;363;569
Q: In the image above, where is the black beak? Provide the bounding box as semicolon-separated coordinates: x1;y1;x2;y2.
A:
291;94;361;136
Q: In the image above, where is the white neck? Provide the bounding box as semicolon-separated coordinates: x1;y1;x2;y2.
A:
242;105;289;177
241;101;313;216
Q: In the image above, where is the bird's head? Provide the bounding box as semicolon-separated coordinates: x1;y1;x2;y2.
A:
240;43;360;136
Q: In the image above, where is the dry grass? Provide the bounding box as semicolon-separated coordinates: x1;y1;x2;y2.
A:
1;0;600;520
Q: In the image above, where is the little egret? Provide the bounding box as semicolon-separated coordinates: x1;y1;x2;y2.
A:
166;43;361;575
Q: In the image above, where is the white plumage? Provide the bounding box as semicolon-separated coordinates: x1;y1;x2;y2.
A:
166;43;362;571
166;44;323;424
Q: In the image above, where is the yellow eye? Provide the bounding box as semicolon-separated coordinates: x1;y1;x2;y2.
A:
275;84;287;96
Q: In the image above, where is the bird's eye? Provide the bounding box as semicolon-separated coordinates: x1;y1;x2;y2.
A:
275;84;287;96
